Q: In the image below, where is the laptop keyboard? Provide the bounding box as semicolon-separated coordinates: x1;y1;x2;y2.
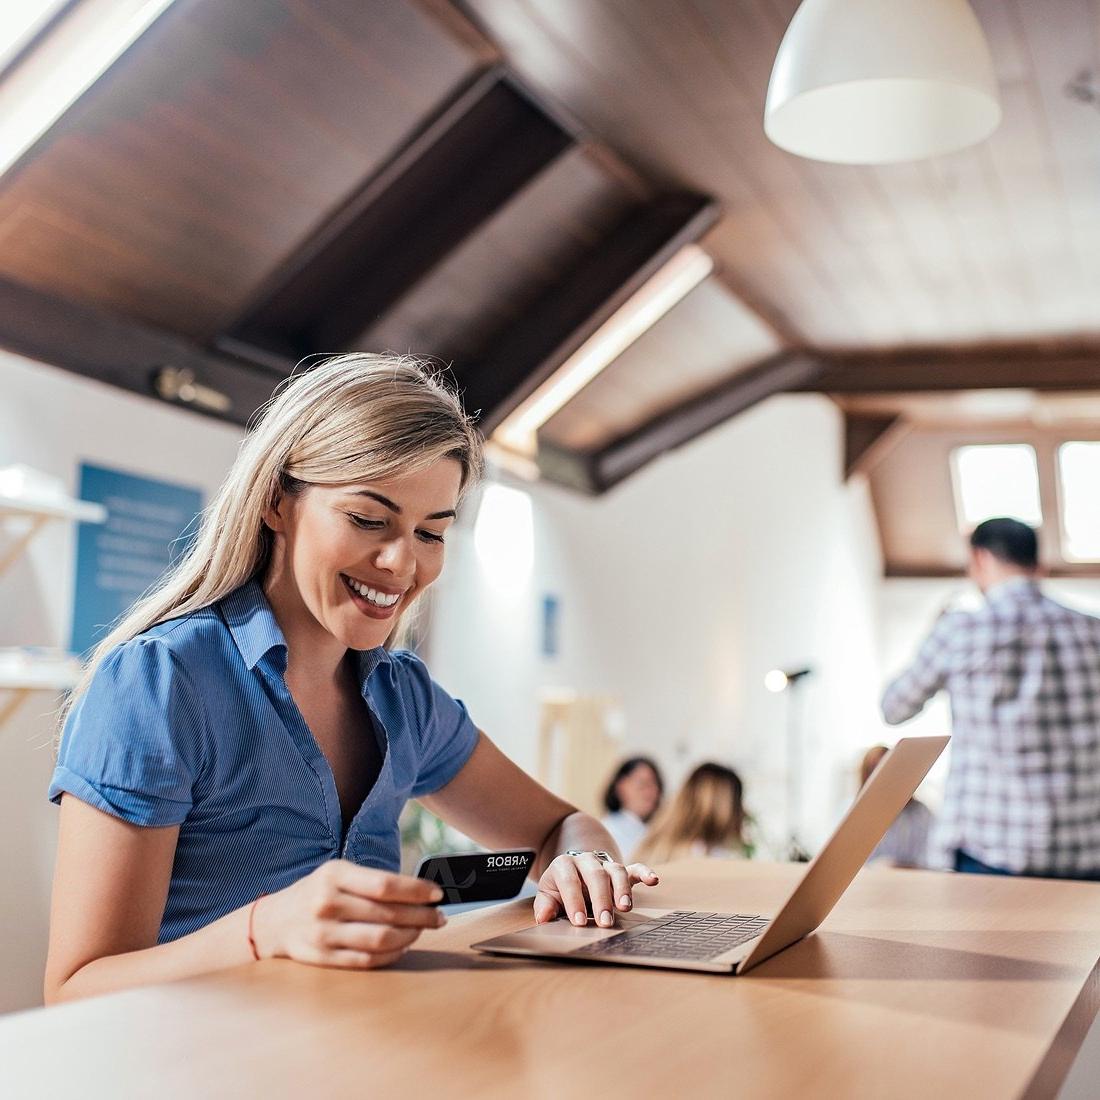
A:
570;910;769;962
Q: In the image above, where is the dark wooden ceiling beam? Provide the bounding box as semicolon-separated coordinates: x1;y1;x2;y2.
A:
590;351;824;491
844;413;909;480
535;442;599;495
225;67;573;360
805;345;1100;393
886;564;1100;579
460;192;720;434
0;276;276;427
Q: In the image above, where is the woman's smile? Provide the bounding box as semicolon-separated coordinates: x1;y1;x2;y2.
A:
340;573;405;619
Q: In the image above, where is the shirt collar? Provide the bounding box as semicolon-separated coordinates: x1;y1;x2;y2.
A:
985;576;1040;605
220;578;392;682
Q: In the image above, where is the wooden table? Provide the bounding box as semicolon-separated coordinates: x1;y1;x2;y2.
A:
3;861;1099;1099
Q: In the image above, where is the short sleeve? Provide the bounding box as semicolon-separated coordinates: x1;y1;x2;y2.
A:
48;639;207;827
393;652;480;798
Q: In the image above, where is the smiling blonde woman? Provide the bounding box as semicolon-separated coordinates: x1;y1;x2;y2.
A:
44;353;658;1004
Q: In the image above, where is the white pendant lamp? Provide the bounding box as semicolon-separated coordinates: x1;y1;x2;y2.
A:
765;0;1001;164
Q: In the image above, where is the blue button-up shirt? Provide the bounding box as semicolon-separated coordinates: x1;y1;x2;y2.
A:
48;580;480;943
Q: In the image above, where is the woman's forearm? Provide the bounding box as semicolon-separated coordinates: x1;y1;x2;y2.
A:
535;810;622;876
47;901;256;1005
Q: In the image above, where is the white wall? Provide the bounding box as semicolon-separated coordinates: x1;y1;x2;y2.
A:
0;350;243;1014
428;394;891;857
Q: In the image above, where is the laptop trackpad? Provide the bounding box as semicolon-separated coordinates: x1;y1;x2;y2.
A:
473;907;668;953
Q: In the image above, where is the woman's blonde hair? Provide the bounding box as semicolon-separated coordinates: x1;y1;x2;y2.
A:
634;762;746;864
60;353;483;729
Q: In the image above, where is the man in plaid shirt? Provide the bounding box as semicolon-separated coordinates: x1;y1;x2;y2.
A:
882;517;1100;879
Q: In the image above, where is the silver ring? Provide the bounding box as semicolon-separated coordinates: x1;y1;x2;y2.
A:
565;849;615;864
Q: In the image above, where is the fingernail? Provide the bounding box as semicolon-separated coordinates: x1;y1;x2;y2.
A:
436;912;447;926
619;895;632;909
574;911;587;926
600;910;614;927
431;887;444;902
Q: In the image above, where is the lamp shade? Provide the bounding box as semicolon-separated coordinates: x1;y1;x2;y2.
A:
765;0;1001;164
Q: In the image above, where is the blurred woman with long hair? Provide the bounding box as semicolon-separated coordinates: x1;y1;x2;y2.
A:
635;762;750;864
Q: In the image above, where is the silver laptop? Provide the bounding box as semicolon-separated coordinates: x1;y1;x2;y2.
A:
473;735;948;974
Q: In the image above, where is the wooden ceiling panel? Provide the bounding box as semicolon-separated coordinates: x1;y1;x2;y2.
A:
869;431;971;575
1005;0;1100;293
689;0;957;345
461;0;880;348
227;71;577;360
463;0;1100;352
0;0;481;338
4;0;1100;499
538;276;780;452
973;11;1094;335
0;201;229;325
357;145;642;364
459;191;720;432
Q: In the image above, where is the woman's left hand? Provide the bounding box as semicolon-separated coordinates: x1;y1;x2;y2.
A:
533;852;659;927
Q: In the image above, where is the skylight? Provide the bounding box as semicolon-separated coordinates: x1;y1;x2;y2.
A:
1058;442;1100;562
951;444;1043;530
0;1;68;75
0;0;177;181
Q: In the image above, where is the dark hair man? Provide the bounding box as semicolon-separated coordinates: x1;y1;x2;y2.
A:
881;517;1100;880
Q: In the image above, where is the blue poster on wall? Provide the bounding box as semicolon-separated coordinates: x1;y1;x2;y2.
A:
70;464;203;656
542;594;560;658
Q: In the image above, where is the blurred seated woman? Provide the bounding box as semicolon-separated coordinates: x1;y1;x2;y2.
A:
600;756;664;861
634;762;750;864
861;744;933;869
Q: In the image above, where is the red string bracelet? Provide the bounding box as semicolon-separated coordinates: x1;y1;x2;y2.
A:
247;893;269;961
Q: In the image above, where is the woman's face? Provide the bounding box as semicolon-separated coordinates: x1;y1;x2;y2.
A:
266;458;462;651
617;764;662;821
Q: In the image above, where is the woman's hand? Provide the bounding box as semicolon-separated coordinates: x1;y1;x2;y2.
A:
533;852;659;927
251;859;446;969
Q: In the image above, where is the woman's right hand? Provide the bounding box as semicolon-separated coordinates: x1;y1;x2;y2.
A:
250;858;446;969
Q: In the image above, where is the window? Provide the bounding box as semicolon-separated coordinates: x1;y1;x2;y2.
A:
951;444;1042;530
1058;442;1100;562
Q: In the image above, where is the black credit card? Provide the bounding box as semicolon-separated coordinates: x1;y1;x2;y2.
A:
415;849;536;905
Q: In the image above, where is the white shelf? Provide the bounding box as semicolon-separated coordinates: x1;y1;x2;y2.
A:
0;649;84;691
0;495;107;523
0;493;106;524
0;466;100;726
0;465;108;580
0;463;107;524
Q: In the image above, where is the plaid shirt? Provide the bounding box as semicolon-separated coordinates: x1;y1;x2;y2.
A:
882;579;1100;875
